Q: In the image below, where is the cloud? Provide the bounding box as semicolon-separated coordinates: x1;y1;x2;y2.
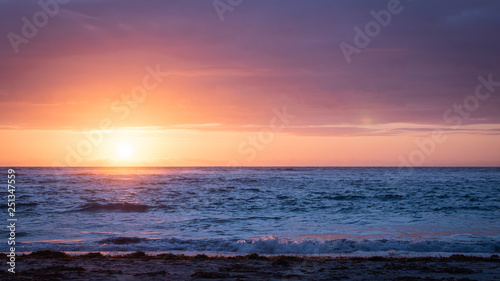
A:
0;0;499;135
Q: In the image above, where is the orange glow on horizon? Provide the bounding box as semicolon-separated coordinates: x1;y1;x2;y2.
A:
1;128;500;167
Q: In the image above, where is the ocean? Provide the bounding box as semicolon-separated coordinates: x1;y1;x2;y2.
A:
3;167;500;256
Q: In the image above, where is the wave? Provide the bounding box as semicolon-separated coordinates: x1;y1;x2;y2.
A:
36;178;61;184
232;237;500;254
208;186;237;193
76;202;151;212
99;237;147;245
324;195;367;201
376;194;404;200
17;236;500;255
18;202;39;207
241;188;261;193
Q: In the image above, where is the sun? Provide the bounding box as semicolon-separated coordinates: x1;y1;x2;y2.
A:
116;143;133;160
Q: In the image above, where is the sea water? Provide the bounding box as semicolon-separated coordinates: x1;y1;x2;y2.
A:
2;167;499;256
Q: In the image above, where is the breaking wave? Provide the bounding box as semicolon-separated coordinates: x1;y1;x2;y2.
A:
19;236;500;255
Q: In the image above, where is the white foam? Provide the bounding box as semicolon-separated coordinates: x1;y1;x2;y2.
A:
12;235;499;256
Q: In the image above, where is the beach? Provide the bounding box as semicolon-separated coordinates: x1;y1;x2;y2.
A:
3;251;499;280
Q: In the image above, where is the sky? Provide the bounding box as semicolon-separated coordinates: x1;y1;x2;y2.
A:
1;0;499;166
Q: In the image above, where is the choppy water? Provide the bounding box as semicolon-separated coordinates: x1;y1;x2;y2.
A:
2;167;500;256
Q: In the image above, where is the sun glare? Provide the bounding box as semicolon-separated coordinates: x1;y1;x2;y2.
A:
116;143;133;160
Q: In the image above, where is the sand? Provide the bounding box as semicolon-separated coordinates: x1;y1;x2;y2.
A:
2;251;499;280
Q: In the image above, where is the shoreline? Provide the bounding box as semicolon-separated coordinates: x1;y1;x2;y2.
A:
3;251;499;280
7;250;499;258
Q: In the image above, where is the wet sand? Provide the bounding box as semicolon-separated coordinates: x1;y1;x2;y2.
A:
2;251;499;280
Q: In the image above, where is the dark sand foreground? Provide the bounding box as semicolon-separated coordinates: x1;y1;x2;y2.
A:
2;251;499;281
